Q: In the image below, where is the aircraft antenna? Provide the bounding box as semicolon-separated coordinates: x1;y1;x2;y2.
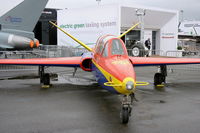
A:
118;22;140;38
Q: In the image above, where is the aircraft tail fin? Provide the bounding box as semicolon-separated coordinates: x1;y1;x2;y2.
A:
49;21;93;52
0;0;49;32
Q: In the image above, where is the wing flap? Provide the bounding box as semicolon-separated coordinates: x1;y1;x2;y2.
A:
130;57;200;66
0;57;81;67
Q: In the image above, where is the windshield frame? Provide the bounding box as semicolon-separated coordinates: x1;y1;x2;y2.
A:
107;38;127;58
110;39;126;56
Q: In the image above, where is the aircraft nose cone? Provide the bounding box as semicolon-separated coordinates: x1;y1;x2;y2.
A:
122;77;136;92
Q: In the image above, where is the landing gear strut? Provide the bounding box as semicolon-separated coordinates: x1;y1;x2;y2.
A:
39;66;51;88
120;94;135;124
154;65;167;86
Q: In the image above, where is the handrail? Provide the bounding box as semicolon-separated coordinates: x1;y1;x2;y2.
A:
135;81;149;86
104;82;122;87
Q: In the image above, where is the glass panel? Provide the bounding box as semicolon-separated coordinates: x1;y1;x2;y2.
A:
96;40;104;54
99;43;104;54
102;42;108;57
111;39;124;55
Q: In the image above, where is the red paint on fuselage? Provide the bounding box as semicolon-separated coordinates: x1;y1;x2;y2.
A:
93;35;136;82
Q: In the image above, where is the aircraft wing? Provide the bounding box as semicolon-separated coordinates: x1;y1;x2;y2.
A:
0;57;81;67
129;57;200;66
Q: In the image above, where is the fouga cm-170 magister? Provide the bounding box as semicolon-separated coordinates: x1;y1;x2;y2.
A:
1;21;200;124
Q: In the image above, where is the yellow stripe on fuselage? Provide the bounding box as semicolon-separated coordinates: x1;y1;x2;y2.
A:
92;60;135;95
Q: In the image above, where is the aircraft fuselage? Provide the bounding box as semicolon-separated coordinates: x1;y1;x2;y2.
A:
90;35;136;95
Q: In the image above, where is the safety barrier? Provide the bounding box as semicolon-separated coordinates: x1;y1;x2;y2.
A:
0;46;200;58
1;47;200;59
127;49;165;57
0;50;47;59
0;46;88;59
127;48;200;58
166;50;200;58
150;50;165;56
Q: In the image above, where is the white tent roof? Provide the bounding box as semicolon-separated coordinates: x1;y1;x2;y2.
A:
119;4;178;30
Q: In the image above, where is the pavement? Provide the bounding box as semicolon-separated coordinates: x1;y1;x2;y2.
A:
0;66;200;133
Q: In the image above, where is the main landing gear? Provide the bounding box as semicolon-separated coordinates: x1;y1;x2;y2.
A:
120;93;135;124
39;66;51;88
154;65;167;86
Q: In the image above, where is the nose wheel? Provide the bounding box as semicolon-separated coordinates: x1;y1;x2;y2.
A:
120;106;130;124
120;94;134;124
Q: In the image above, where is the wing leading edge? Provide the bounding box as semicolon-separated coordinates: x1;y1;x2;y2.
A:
0;57;82;67
130;57;200;66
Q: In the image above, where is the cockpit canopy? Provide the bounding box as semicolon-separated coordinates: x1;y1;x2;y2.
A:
111;39;125;55
94;35;128;57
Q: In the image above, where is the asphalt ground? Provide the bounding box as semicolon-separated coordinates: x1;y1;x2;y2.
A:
0;66;200;133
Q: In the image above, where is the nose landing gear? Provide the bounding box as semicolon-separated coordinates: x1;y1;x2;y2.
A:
120;94;135;124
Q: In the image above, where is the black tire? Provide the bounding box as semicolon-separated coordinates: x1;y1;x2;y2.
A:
131;44;145;57
43;73;50;85
120;107;129;124
154;73;165;85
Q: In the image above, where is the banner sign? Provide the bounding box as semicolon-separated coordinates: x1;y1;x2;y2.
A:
179;21;200;36
57;5;120;48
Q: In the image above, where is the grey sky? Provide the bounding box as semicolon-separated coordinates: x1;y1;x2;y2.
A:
1;0;200;20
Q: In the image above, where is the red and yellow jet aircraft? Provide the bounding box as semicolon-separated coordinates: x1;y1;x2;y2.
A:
1;22;200;124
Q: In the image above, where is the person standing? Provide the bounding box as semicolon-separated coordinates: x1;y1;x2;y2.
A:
145;38;151;57
145;38;151;50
